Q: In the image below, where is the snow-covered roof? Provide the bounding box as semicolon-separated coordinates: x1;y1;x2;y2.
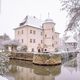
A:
44;18;55;24
65;36;77;43
45;18;53;22
2;40;19;46
20;16;43;29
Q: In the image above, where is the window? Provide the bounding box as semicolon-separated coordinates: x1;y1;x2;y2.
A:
45;34;47;37
52;44;54;47
45;49;47;51
30;39;32;43
74;43;76;46
30;30;32;34
52;28;53;32
32;48;34;52
22;30;23;34
67;48;69;51
52;28;54;32
52;36;54;39
38;49;41;52
33;30;36;34
33;39;35;43
22;39;23;43
18;31;19;35
41;32;42;35
41;40;42;43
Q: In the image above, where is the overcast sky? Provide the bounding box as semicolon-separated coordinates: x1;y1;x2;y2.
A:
0;0;67;39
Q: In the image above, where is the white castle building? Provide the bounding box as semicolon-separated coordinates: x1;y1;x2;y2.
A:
14;16;59;53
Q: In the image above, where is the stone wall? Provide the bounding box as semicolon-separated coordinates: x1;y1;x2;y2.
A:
9;52;61;66
9;52;33;61
33;54;61;65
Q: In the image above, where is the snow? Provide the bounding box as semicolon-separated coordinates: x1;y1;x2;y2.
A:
0;76;8;80
65;31;74;37
20;16;43;29
65;36;77;43
2;40;19;46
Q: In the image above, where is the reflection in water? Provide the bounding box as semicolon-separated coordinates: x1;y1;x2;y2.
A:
4;54;80;80
63;58;77;67
33;65;61;76
56;54;80;80
5;60;61;80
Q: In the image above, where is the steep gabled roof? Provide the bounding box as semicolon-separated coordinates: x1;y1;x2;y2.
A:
65;36;77;43
19;16;43;29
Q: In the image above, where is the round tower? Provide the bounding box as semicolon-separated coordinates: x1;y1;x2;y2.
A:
42;18;56;53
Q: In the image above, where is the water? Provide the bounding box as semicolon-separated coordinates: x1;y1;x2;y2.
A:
2;54;80;80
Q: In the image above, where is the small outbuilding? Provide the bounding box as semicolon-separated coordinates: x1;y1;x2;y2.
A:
65;36;77;51
3;40;19;52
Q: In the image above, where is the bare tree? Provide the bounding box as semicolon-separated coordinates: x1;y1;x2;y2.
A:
21;45;27;52
60;0;80;31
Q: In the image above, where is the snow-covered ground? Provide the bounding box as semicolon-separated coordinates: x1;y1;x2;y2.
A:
0;75;8;80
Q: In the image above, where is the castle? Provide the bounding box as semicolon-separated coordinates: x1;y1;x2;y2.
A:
14;15;59;53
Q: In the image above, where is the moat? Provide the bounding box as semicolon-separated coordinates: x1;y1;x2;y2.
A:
2;54;80;80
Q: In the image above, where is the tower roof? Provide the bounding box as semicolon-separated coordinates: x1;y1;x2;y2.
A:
45;18;53;22
44;18;55;24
